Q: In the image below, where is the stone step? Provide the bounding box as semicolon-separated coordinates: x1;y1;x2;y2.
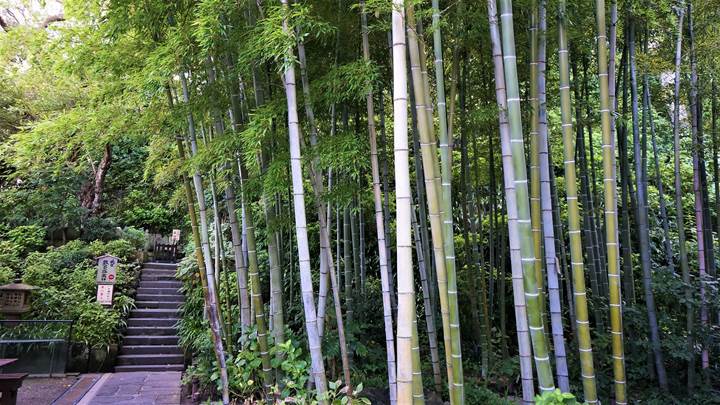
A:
136;294;184;302
121;345;183;355
114;364;184;372
135;300;182;309
138;280;182;288
137;287;181;296
141;273;178;281
128;317;179;327
123;335;179;346
126;326;177;336
117;354;184;366
143;262;178;271
130;308;180;318
141;268;177;275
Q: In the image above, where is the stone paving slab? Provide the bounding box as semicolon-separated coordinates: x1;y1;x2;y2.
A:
77;371;182;405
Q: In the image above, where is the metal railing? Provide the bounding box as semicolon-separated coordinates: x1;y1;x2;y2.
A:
0;320;74;376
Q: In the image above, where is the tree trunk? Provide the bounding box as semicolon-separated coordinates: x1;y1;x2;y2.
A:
80;143;111;216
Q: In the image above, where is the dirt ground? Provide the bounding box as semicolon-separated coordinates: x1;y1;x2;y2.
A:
16;375;78;405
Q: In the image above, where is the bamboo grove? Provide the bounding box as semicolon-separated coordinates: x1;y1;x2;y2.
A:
3;0;720;403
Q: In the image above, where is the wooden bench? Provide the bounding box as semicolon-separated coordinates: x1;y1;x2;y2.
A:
0;373;27;405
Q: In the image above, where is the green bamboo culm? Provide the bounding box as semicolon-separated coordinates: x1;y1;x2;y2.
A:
528;0;545;325
405;4;457;401
595;0;628;402
238;172;274;391
498;0;556;393
557;1;598;402
411;316;425;404
430;0;465;401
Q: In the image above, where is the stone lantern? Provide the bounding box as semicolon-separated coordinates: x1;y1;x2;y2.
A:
0;281;37;319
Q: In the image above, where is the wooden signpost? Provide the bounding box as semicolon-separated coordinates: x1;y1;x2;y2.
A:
95;254;120;306
170;229;181;244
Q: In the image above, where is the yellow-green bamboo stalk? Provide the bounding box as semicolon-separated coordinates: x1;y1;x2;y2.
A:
405;5;456;401
428;2;465;399
498;0;556;394
595;0;627;402
557;2;598;401
529;0;545;322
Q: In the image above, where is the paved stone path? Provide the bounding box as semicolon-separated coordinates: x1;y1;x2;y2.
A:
75;371;181;405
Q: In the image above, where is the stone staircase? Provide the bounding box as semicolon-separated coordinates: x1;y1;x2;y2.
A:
115;262;185;372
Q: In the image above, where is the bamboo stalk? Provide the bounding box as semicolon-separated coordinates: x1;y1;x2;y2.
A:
498;0;556;393
557;3;598;400
486;1;534;402
594;0;628;401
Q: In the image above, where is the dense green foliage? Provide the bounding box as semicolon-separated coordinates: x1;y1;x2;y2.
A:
19;238;140;346
2;0;720;403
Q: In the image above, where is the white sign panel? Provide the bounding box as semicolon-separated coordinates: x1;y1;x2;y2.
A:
170;229;181;243
96;254;120;284
96;284;114;306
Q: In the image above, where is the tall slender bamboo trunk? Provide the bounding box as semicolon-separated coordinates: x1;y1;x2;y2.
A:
344;208;353;325
713;79;720;282
390;1;414;400
280;0;327;396
167;86;230;405
669;6;695;390
409;6;464;399
412;203;443;393
238;173;274;391
645;80;674;272
379;93;398;316
628;21;668;389
581;62;608;298
499;0;556;394
179;73;226;316
428;5;464;397
295;36;352;385
361;3;397;400
470;135;492;377
529;0;546;331
460;125;485;367
536;1;569;390
487;1;534;402
557;5;598;400
595;0;628;401
617;43;637;305
405;5;458;400
687;2;710;377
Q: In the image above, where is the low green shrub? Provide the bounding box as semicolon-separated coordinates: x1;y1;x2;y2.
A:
5;225;45;255
120;226;146;250
80;217;118;242
0;241;21;281
17;239;139;346
534;389;577;405
465;385;515;405
0;266;13;284
89;239;136;262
